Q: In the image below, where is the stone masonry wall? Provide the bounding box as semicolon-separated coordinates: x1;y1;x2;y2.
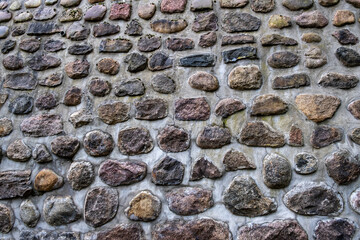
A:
1;0;360;239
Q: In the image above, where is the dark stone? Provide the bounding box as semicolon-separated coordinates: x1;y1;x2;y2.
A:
294;153;318;175
138;35;161;52
32;144;52;163
135;98;168;120
118;127;154;155
44;39;65;52
191;157;222;180
27;22;63;35
222;12;261;33
65;59;90;79
348;100;360;119
20;38;41;52
222;47;257;63
150;19;188;33
84;187;118;227
12;27;26;36
68;44;93;55
98;102;130;124
148;52;173;71
93;22;120;37
8;95;34;115
99;38;132;53
283;182;343;216
20;114;63;137
83;130;114;157
4;73;37;90
250;94;288;116
199;31;217;48
3;55;24;70
332;29;359;45
28;54;61;71
223;149;256;171
196;125;231;149
125;19;143;36
222;34;255;46
288;125;304;147
67;161;95;191
179;54;216;67
151;156;184;185
305;46;327;69
43;195;80;226
125;52;148;72
0;204;14;233
310;126;342;149
33;7;57;20
19;200;40;228
66;23;90;41
99;159;147;186
0;170;32;199
319;72;359;89
215;99;246;118
261;34;298;46
97;223;145;240
175;97;210;120
272;73;310;89
115;79;145;97
1;40;15;54
151;74;176;94
35;93;57;110
157;125;190;152
267;51;300;68
192;12;218;32
314;218;356;240
166;38;194;51
64;87;82;106
262;153;292;189
250;0;275;12
89;78;111;97
50;136;80;158
59;8;82;22
335;47;360;67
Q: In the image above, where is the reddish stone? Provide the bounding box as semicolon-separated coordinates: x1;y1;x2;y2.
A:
161;0;187;13
288;125;304;147
109;3;131;21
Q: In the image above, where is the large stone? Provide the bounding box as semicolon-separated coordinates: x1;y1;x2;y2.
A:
67;161;95;190
349;128;360;145
64;86;82;106
99;159;147;186
150;19;187;33
175;97;210;121
151;74;176;94
228;65;262;90
262;153;292;189
295;94;341;122
66;23;90;40
295;10;329;28
0;118;13;137
238;121;285;147
261;34;298;46
118;127;154;155
179;54;216;67
215;98;246;118
3;55;23;70
84;187;118;227
97;223;145;240
282;0;313;10
50;136;80;158
43;195;80;226
151;156;184;185
267;51;300;68
335;47;360;67
319;72;359;89
135;98;168;120
272;73;310;90
115;79;145;97
97;58;120;75
0;170;32;199
191;157;222;180
98;101;130;125
8;95;34;115
222;47;257;63
196;125;232;149
250;0;275;12
33;7;56;20
20;200;40;228
100;39;132;53
325;150;360;185
93;22;120;37
7;140;32;161
251;94;288;116
283;182;343;216
223;175;277;217
138;35;161;52
157;126;190;152
34;168;63;192
0;204;14;233
192;12;218;32
237;219;308;240
0;10;11;22
166;38;194;51
125;53;148;73
4;73;37;90
83;130;114;157
314;218;356;240
65;59;90;79
161;0;186;13
27;54;61;71
27;22;63;35
222;12;261;33
311;126;342;149
125;191;161;221
332;29;359;45
223;150;256;171
166;187;213;215
268;14;292;29
294;153;318;175
109;3;131;20
148;52;173;71
333;10;355;27
20;114;63;137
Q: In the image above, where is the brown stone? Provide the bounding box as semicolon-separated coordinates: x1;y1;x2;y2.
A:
288;125;304;147
118;127;154;155
4;73;37;90
19;38;40;53
157;126;190;152
50;136;80;158
191;157;222;180
98;101;130;125
3;55;24;70
188;71;219;91
175;97;210;121
348;100;360;119
0;204;14;233
319;72;359;89
332;29;359;45
138;3;156;20
138;35;161;52
260;34;298;46
199;31;217;47
151;19;187;33
35;93;57;110
228;65;262;90
93;22;120;37
192;12;218;32
251;94;288;116
125;191;161;221
333;10;355;27
0;117;13;137
0;170;32;199
97;223;145;240
64;87;82;106
65;59;90;79
89;78;111;97
83;130;114;157
215;98;246;118
250;0;275;13
349;128;360;145
311;125;342;149
135;98;168;120
196;125;232;149
301;32;322;42
97;58;120;75
34;169;63;192
166;38;194;51
223;149;256;171
39;73;63;87
295;10;329;28
267;51;300;68
273;74;310;90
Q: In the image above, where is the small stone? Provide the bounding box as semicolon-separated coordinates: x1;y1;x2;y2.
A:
295;10;329;28
67;161;95;190
151;74;176;94
0;10;12;22
83;130;114;157
68;44;93;55
272;73;310;89
35;93;58;110
295;94;341;122
69;109;93;128
19;38;40;53
250;0;275;12
199;31;217;47
20;200;40;228
166;187;213;216
0;118;12;137
4;73;37;90
319;0;339;6
220;0;249;7
109;3;131;20
305;46;327;69
28;54;61;71
148;52;173;71
151;19;187;33
0;170;32;199
288;125;304;147
152;156;184;185
282;0;313;10
268;14;292;28
60;0;81;7
0;26;8;38
66;23;90;40
97;101;130;124
1;40;16;54
114;78;145;97
14;11;33;23
99;159;147;186
191;0;213;11
325;150;360;185
135;98;168;120
32;144;52;163
251;94;288;116
175;97;210;121
0;94;7;109
346;0;360;7
43;195;80;226
8;95;33;115
332;29;359;45
138;35;161;52
336;47;360;67
138;3;156;19
12;27;25;37
319;72;359;89
350;187;360;213
0;204;14;233
192;12;218;32
89;78;111;97
349;128;360;145
7;140;31;162
222;47;257;63
237;219;308;240
222;12;261;33
44;39;65;52
166;37;194;51
228;64;262;90
267;51;300;68
50;136;80;158
3;55;24;70
93;22;120;37
223;149;256;171
196;125;231;149
27;22;63;36
100;38;132;53
97;223;145;239
34;168;63;192
263;153;292;189
97;58;120;75
239;121;285;147
314;218;356;240
161;0;186;13
188;71;219;91
310;125;342;149
125;52;148;72
261;34;298;46
84;5;106;21
215;98;246;118
191;157;222;180
9;1;21;10
45;0;58;5
283;182;343;216
301;32;322;42
125;191;161;221
20;114;63;137
65;59;90;79
64;87;82;106
118;127;154;155
59;8;82;22
84;187;118;227
333;10;355;27
33;7;57;20
179;54;216;67
294;153;317;175
223;175;277;217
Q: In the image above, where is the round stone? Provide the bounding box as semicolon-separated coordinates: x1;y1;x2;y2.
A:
125;191;161;221
228;65;262;90
151;156;185;185
3;55;24;70
151;74;176;94
0;204;14;233
65;59;90;79
67;161;95;191
89;78;111;97
34;168;64;192
97;58;120;75
188;71;219;91
0;117;13;137
20;200;40;228
157;126;190;152
118;127;154;155
7;139;32;162
83;130;114;157
294;153;318;175
262;153;292;189
43;195;80;226
98;101;130;125
8;95;34;115
50;136;80;159
63;87;82;106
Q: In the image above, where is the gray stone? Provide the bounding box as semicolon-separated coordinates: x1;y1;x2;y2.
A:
282;0;313;10
223;149;256;171
35;93;58;110
98;101;130;125
8;95;34;115
310;125;342;149
138;35;161;52
151;156;184;185
88;78;111;97
27;22;63;35
125;20;143;36
3;55;24;70
44;39;65;52
66;23;90;41
175;97;210;121
7;140;32;162
250;0;275;12
222;12;261;32
68;44;93;55
261;34;298;46
196;125;232;149
191;0;213;11
305;46;327;69
2;40;16;54
93;22;120;37
135;98;168;120
250;94;288;116
0;204;14;233
148;52;173;71
151;74;176;94
67;161;95;191
215;98;246;118
295;10;329;28
350;187;360;214
115;79;145;97
43;195;80;226
97;223;145;239
4;73;37;90
272;73;310;89
314;218;356;240
180;54;216;67
319;72;359;89
84;5;106;21
166;38;194;51
59;8;82;22
157;126;190;152
228;65;262;90
267;51;300;68
222;47;257;63
50;136;80;158
0;118;13;137
335;47;360;67
192;12;218;32
294;153;318;175
32;144;53;163
100;39;132;53
332;29;359;45
20;114;63;137
28;54;61;71
262;153;292;189
20;200;40;228
33;7;57;21
83;130;114;157
0;170;32;199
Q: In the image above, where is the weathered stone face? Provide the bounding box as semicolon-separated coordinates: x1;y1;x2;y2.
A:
51;136;80;159
157;126;190;152
314;218;356;240
34;168;63;192
83;130;114;157
125;191;161;221
67;161;95;191
118;127;154;155
223;150;256;171
191;157;222;180
151;156;184;185
196;125;232;149
262;153;292;189
0;170;32;199
0;204;14;233
175;97;210;120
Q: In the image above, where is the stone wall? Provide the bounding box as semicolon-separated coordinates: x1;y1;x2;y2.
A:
1;0;360;239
